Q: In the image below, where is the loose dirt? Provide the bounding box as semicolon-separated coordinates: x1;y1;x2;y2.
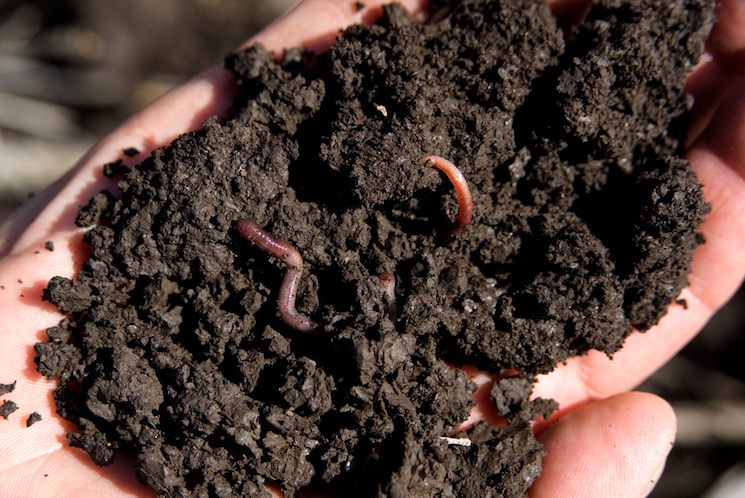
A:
36;0;714;496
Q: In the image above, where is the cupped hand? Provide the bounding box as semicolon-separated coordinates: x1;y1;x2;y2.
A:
1;0;743;497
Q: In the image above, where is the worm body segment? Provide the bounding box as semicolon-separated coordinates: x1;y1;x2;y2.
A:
378;271;397;320
237;219;321;334
419;155;473;245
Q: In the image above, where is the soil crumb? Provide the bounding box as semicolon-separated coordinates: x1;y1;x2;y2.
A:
0;400;18;420
0;381;16;396
26;412;42;427
36;0;714;496
103;159;130;179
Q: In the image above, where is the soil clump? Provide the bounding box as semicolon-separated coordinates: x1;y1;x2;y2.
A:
36;0;714;496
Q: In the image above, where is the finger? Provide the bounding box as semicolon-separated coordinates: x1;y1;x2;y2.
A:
686;0;745;143
685;53;728;145
685;76;745;313
530;392;676;498
241;0;431;54
705;0;745;63
545;0;594;28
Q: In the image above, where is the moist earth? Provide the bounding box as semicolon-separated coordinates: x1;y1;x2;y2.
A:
35;0;714;496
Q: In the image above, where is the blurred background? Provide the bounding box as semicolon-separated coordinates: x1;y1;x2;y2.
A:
0;1;743;497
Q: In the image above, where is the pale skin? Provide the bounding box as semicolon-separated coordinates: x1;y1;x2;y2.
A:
0;0;744;496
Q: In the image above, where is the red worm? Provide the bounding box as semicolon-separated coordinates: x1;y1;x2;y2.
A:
378;272;395;300
236;219;321;334
378;271;397;320
418;155;473;245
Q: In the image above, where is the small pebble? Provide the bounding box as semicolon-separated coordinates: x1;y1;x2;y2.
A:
45;241;55;251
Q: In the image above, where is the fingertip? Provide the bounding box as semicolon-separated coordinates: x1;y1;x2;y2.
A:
706;0;745;67
241;0;431;55
530;392;676;498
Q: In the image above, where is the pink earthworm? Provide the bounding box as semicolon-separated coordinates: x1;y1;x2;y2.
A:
378;271;397;320
236;219;321;334
418;155;473;245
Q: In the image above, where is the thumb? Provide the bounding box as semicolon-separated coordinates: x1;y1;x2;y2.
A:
530;392;676;498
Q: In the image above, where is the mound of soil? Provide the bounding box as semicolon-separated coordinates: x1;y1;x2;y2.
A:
35;0;714;496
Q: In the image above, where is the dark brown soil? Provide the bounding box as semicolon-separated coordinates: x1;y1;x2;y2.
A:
35;0;714;496
0;399;18;419
26;411;43;427
0;381;16;396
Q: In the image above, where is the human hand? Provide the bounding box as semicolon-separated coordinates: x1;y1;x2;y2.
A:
0;0;743;497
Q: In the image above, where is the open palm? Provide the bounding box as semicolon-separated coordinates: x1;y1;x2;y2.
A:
1;0;744;496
